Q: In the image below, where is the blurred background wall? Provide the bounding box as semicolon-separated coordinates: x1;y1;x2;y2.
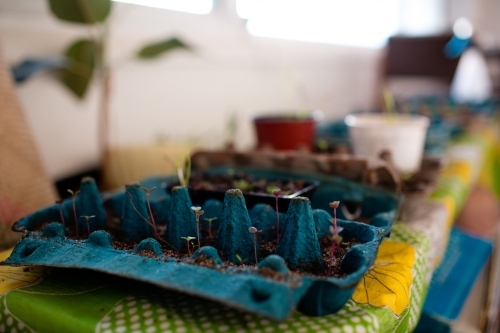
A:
0;0;499;181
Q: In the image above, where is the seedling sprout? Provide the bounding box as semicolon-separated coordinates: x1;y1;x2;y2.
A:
80;215;95;237
191;206;204;248
248;226;262;265
55;199;64;224
328;201;343;276
67;189;79;237
204;217;217;239
181;236;196;255
235;254;244;264
141;186;157;230
272;188;282;242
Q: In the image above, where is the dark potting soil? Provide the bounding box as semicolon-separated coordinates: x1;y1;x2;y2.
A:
318;236;360;278
186;255;217;268
137;249;157;259
170;172;308;196
32;207;359;282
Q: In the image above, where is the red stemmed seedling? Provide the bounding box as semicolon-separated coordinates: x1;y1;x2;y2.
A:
55;199;65;224
67;189;80;237
328;201;343;276
191;206;204;249
329;201;340;229
204;217;217;239
271;188;282;242
141;186;157;231
181;236;196;255
80;215;95;237
248;226;262;265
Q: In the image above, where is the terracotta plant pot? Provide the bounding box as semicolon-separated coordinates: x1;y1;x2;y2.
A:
253;114;317;151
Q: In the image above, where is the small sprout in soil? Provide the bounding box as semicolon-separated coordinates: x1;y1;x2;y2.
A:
80;215;95;237
235;253;244;264
328;200;343;276
204;217;217;239
55;199;64;224
329;201;340;228
328;224;344;275
248;226;262;265
271;188;282;242
68;189;80;237
232;179;251;191
191;206;204;248
141;186;157;230
181;236;196;255
164;152;191;186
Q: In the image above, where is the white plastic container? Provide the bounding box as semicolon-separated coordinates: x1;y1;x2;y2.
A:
345;113;430;174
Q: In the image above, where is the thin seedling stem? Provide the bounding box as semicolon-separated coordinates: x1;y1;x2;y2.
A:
196;215;201;248
125;190;175;250
146;198;156;230
81;215;95;237
272;189;282;243
253;233;258;265
248;227;261;265
141;187;157;231
191;207;204;249
56;199;65;224
204;217;217;239
181;236;195;255
275;198;280;242
328;201;342;276
68;190;79;237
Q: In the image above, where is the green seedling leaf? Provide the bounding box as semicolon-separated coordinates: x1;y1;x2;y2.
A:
60;39;96;98
48;0;111;24
235;254;243;263
266;186;280;195
137;37;190;60
233;180;251;191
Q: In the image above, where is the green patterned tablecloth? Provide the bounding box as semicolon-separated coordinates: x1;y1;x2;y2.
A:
2;126;498;333
0;224;428;333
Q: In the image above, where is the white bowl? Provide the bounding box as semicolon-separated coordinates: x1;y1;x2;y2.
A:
345;114;430;174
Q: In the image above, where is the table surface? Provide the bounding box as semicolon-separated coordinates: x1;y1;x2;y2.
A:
0;128;497;333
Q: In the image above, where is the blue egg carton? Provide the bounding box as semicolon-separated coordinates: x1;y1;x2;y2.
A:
4;174;397;320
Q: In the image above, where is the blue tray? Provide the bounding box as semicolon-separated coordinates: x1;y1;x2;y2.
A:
4;174;396;320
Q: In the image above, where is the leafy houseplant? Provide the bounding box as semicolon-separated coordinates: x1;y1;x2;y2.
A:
43;0;190;172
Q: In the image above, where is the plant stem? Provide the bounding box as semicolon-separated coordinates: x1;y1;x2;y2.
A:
86;219;90;236
253;234;258;265
72;193;78;237
58;201;65;224
208;222;212;239
275;196;280;243
187;239;191;255
334;206;337;229
146;194;156;231
196;215;201;249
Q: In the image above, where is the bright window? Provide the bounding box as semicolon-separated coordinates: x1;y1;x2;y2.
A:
113;0;213;14
236;0;400;48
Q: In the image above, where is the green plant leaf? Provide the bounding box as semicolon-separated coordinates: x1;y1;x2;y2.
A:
137;37;190;60
60;39;96;98
48;0;111;24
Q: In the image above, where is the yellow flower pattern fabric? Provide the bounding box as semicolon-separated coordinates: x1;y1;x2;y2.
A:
0;248;48;295
352;239;416;316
